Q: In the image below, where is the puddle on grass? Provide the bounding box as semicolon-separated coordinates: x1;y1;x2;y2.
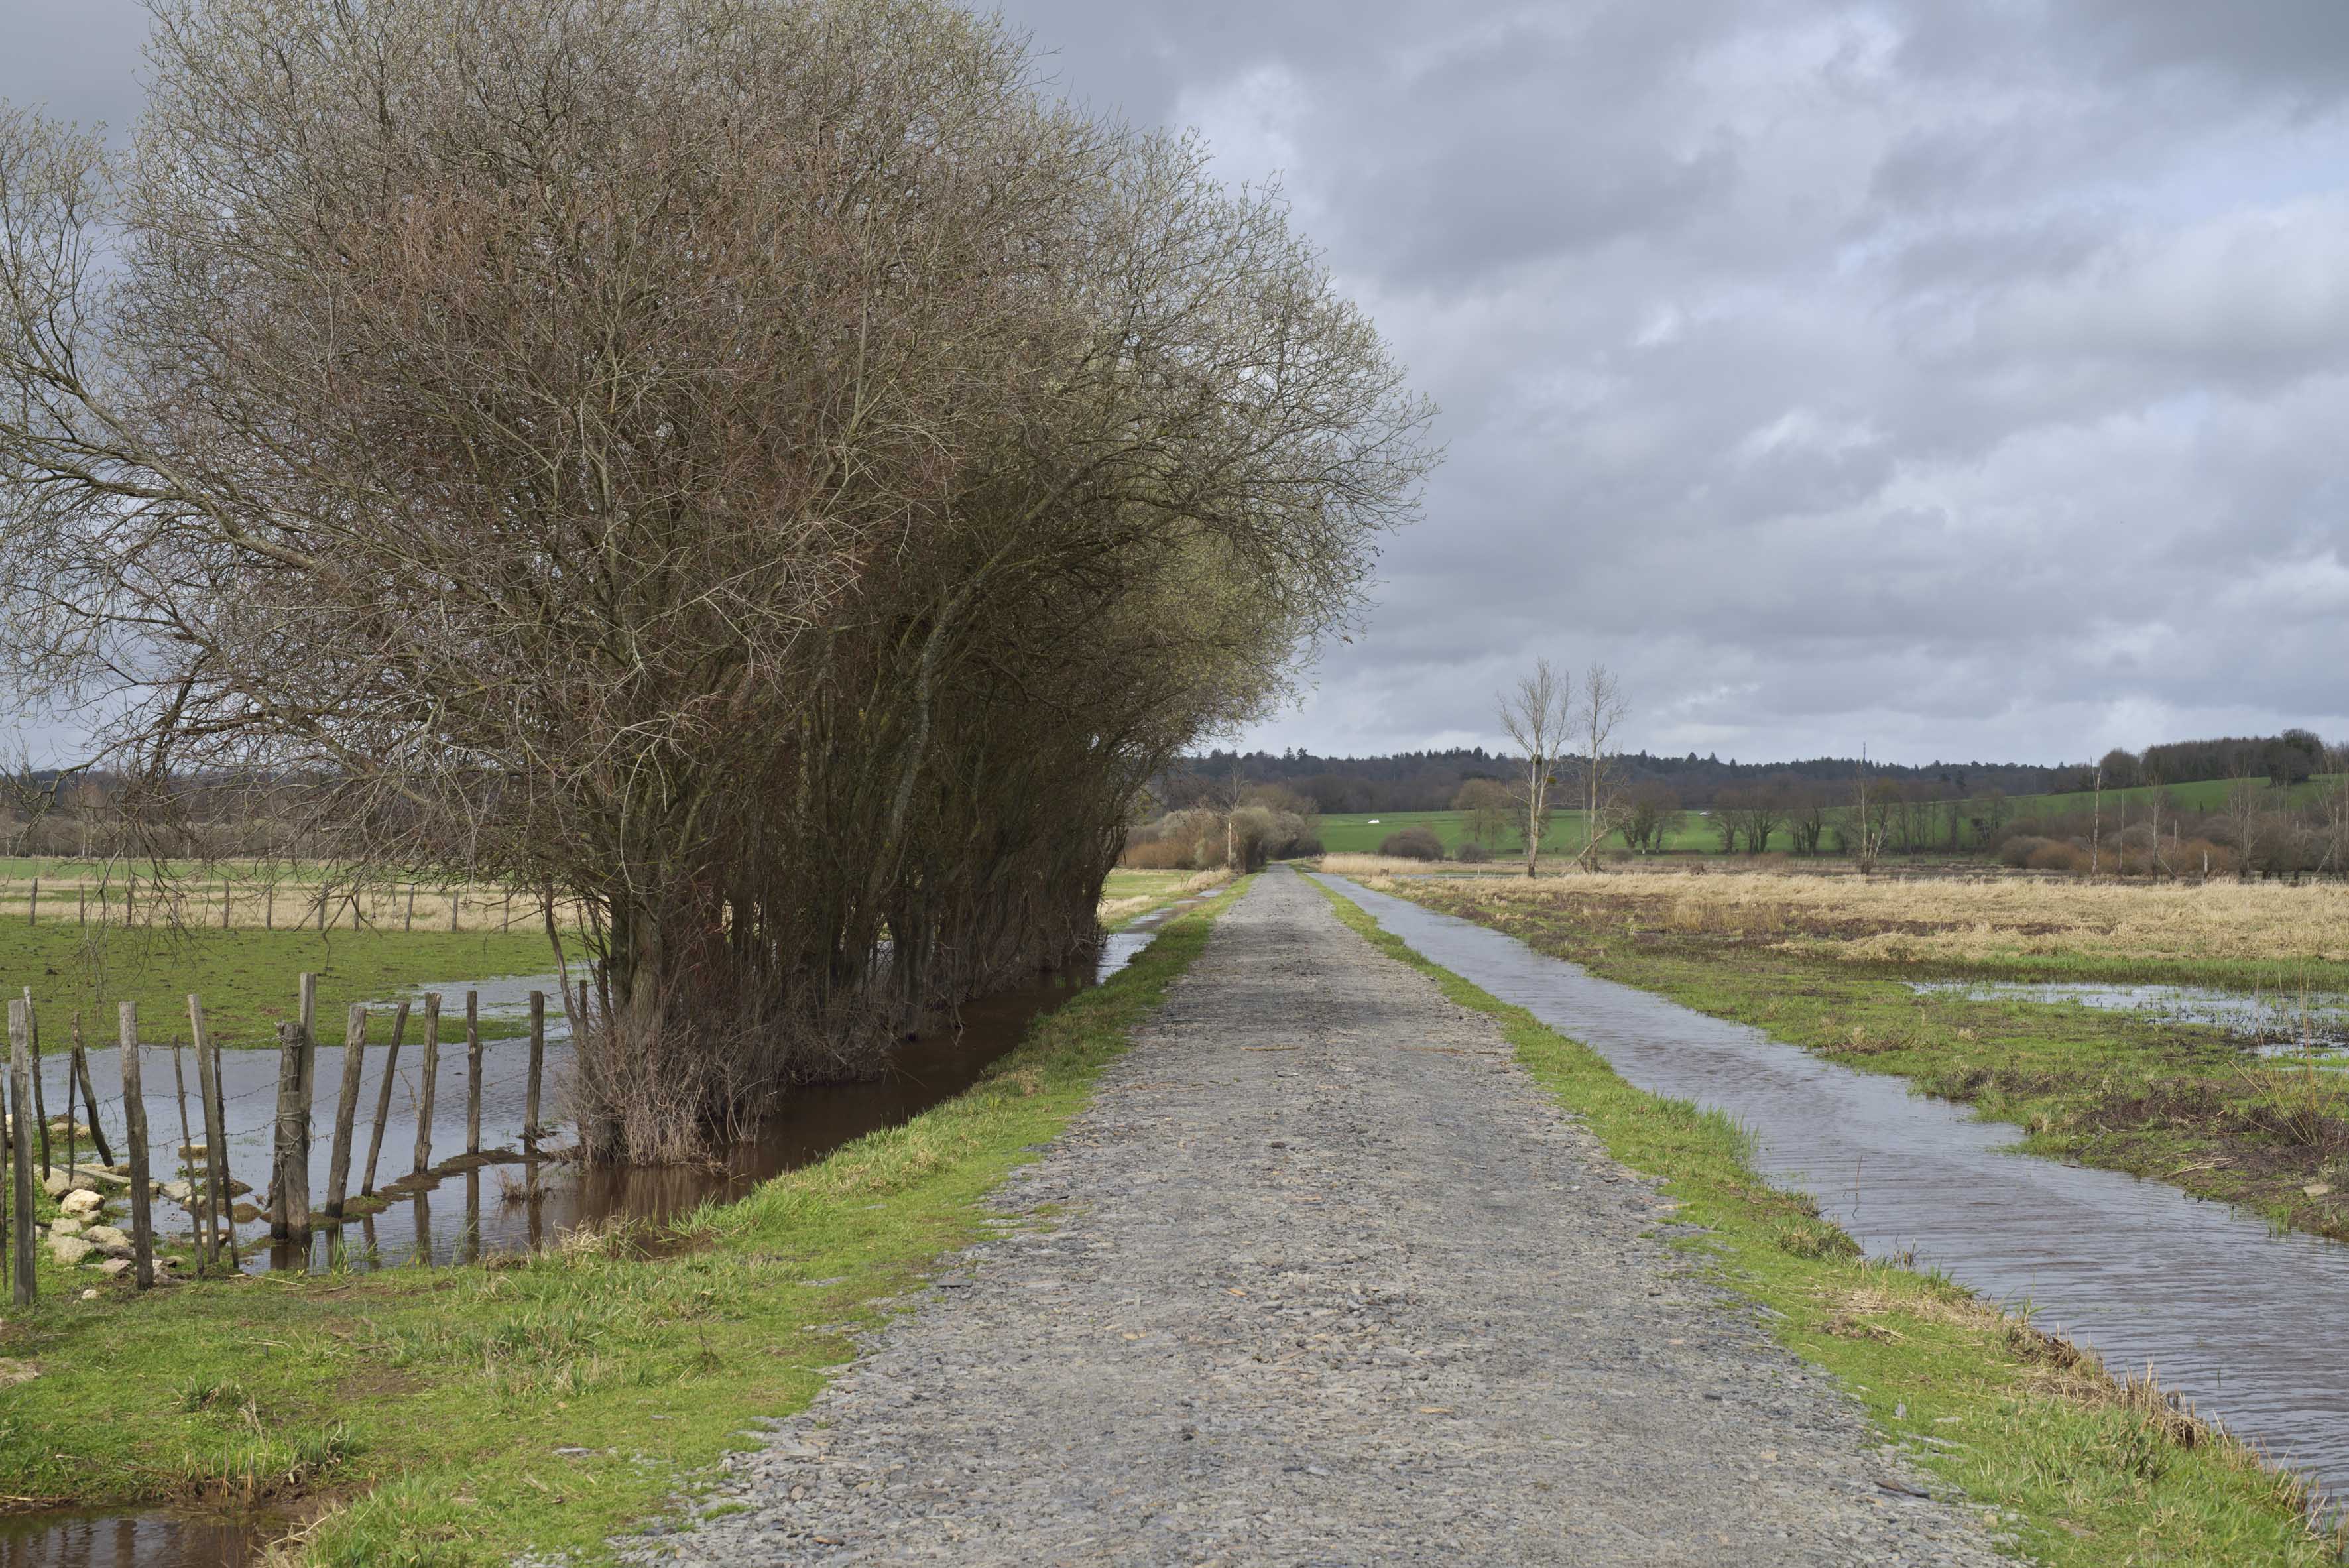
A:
25;904;1187;1275
1317;874;2349;1506
1907;978;2349;1061
1;901;1201;1565
0;1508;282;1568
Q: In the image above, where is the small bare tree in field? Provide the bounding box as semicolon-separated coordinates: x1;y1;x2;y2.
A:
1568;662;1628;872
1845;754;1891;873
1498;660;1571;879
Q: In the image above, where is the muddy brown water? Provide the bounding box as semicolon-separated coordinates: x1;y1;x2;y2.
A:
3;908;1187;1567
0;1508;284;1568
1318;874;2349;1508
27;919;1174;1274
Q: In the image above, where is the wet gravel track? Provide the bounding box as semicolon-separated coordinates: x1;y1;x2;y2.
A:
627;867;2008;1566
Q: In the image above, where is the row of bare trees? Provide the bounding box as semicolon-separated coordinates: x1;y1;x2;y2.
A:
0;0;1433;1159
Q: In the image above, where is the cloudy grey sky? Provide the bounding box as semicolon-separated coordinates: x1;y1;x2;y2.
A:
8;1;2347;766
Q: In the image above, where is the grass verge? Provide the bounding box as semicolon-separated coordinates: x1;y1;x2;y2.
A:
0;878;1245;1564
1313;876;2345;1568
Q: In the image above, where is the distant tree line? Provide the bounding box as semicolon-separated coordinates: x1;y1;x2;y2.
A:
1161;747;2075;815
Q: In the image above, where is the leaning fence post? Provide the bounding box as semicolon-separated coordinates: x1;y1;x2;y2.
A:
525;991;545;1156
465;991;483;1157
325;1003;367;1219
71;1024;113;1167
361;1000;409;1197
412;993;441;1177
9;1001;36;1304
118;1003;154;1289
190;996;232;1268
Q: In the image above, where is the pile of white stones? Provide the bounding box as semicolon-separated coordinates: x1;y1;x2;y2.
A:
36;1165;185;1280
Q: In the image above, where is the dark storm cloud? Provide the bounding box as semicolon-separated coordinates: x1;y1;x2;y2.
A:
6;0;2346;766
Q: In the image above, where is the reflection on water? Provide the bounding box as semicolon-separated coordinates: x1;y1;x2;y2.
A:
1319;874;2349;1504
1;907;1195;1565
30;918;1168;1275
1908;977;2349;1061
0;1508;280;1568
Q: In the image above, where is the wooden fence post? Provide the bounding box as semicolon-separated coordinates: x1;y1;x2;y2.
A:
412;993;441;1177
190;996;232;1268
361;1000;409;1197
525;991;545;1156
27;876;36;925
221;880;231;930
70;1029;112;1168
118;1003;154;1289
25;992;46;1177
9;1000;36;1304
169;1044;202;1269
264;880;274;930
77;886;85;926
269;983;315;1246
465;991;483;1157
324;1003;367;1219
405;884;416;932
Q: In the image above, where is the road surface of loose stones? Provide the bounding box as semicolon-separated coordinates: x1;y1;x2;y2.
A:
633;867;2008;1565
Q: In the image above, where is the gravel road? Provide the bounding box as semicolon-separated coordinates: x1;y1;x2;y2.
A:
633;866;2009;1566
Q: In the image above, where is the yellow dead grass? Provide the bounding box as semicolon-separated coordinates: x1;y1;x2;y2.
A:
1376;867;2349;969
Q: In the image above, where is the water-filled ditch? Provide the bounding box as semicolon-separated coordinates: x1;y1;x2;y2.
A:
1317;873;2349;1503
28;914;1179;1276
1;904;1192;1567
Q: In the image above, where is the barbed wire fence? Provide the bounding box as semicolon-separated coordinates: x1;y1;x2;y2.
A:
3;975;586;1303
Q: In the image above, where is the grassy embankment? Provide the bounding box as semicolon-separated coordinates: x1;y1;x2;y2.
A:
1376;871;2349;1242
0;880;1244;1564
1312;877;2346;1568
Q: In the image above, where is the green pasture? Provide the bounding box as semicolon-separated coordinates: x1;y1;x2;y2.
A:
1313;809;1716;857
0;922;568;1046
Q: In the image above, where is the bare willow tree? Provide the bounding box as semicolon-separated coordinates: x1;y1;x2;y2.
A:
0;0;1434;1159
1498;659;1571;879
1567;662;1627;872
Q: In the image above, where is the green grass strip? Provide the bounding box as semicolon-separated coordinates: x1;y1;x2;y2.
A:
0;878;1247;1565
1312;876;2344;1568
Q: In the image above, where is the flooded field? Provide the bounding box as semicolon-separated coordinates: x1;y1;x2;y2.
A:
3;909;1193;1567
1319;874;2349;1504
1908;977;2349;1060
27;917;1174;1275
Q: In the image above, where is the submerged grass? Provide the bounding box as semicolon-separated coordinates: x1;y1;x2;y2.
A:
0;880;1245;1563
1313;877;2348;1568
1390;874;2349;1242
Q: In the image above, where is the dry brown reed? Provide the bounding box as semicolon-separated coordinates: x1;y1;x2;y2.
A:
1377;868;2349;969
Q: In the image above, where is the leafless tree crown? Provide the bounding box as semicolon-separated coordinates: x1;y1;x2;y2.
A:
0;0;1436;1158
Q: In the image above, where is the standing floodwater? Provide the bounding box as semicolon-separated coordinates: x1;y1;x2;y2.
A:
26;917;1175;1275
1317;875;2349;1502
